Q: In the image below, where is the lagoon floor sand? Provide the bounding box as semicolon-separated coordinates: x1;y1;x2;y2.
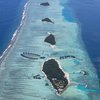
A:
0;0;100;100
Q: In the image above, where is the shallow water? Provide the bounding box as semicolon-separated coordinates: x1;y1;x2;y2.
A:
0;0;100;100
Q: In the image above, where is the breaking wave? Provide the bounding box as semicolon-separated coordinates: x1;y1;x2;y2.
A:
0;0;30;63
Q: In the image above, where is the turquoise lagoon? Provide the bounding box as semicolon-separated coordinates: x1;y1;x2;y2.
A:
0;0;100;100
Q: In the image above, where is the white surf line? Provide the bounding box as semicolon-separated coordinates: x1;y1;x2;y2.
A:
0;0;31;65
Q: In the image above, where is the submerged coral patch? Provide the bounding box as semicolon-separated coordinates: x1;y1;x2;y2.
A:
42;18;54;24
40;2;50;6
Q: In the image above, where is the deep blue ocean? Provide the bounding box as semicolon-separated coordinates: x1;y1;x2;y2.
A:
62;0;100;78
0;0;27;55
69;0;100;78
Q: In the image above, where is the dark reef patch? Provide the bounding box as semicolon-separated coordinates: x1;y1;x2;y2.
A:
20;52;40;60
80;70;89;76
21;52;46;60
33;74;41;79
59;55;76;60
40;2;50;6
42;59;68;94
44;34;56;45
42;18;54;24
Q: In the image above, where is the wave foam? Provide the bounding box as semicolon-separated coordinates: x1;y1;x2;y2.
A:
0;0;30;63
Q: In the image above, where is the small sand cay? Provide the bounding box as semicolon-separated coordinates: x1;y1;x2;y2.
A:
42;59;69;94
40;2;50;6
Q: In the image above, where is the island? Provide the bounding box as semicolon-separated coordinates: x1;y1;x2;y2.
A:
42;59;69;94
44;33;56;46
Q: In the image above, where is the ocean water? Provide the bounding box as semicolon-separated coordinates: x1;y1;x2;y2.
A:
68;0;100;78
0;0;27;55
